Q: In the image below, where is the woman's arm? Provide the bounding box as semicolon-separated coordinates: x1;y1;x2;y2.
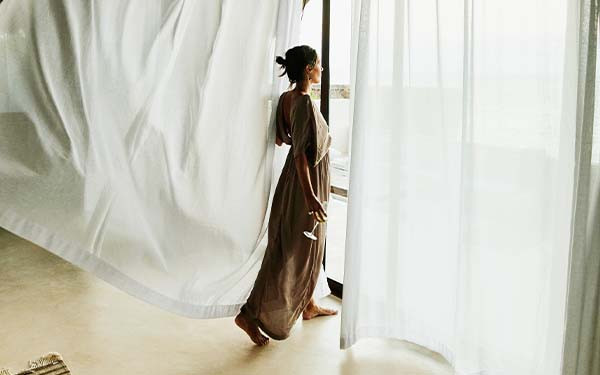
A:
294;153;327;222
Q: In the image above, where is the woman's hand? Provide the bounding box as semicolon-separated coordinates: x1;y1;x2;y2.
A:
276;134;292;146
305;194;327;222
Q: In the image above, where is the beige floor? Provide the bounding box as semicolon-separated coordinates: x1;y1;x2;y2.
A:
0;228;453;375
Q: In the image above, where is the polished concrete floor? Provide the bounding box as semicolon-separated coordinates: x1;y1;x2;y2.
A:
0;228;453;375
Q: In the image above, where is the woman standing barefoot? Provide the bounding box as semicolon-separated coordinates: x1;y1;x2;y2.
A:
235;45;337;346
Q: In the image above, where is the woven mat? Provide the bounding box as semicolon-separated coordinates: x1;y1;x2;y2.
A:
0;352;71;375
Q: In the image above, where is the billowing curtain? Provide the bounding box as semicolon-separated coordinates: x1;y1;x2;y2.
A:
341;0;594;373
0;0;330;318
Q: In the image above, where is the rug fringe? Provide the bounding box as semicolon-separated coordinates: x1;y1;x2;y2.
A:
27;352;63;369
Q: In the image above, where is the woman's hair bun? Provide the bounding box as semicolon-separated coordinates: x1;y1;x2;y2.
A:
276;45;317;83
275;56;286;66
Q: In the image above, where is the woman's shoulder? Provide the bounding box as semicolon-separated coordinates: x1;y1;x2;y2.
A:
278;91;312;113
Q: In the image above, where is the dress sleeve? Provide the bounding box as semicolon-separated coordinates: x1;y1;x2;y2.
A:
291;95;318;166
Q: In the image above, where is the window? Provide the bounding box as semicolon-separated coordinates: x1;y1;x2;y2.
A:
300;0;351;297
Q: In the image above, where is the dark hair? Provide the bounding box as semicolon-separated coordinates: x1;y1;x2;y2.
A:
275;45;318;84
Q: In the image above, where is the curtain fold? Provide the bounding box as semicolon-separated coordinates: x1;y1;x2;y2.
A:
562;0;600;373
341;0;593;373
0;0;330;319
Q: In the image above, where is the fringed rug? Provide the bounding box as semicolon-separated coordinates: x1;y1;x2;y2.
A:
0;352;71;375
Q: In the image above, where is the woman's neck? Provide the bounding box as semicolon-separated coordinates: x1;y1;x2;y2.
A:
294;80;311;95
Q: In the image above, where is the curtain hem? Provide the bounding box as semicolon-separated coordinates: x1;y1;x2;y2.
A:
0;208;331;319
340;330;454;364
340;327;468;374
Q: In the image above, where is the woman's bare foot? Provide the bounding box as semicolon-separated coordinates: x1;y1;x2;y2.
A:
235;313;270;346
302;299;338;320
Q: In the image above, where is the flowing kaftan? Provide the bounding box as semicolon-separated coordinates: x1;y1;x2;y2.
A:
239;91;331;340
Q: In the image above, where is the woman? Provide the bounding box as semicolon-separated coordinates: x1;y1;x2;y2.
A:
235;45;337;346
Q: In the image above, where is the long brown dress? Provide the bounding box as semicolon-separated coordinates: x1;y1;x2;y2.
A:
239;91;332;340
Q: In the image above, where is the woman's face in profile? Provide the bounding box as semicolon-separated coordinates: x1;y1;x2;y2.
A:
307;56;323;84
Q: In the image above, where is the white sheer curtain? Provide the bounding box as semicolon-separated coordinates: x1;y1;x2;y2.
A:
341;0;592;373
0;0;330;319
